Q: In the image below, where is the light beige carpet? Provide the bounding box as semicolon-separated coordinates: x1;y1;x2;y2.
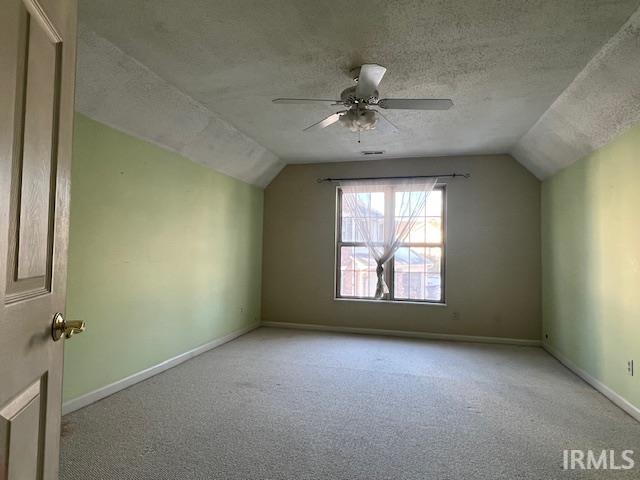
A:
61;327;640;479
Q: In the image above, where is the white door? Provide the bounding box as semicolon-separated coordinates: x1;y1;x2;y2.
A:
0;0;78;478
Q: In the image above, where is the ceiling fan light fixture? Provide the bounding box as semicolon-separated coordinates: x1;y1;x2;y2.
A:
339;108;378;132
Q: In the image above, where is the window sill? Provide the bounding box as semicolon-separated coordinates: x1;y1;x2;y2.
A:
333;297;447;307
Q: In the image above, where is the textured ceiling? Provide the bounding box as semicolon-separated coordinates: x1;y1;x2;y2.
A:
77;0;640;184
75;26;284;186
512;7;640;178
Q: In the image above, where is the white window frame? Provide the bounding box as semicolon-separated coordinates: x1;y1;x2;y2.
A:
334;184;447;304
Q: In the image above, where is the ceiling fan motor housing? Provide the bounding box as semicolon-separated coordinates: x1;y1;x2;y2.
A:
340;86;379;105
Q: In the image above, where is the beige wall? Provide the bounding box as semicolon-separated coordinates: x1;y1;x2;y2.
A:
262;155;541;340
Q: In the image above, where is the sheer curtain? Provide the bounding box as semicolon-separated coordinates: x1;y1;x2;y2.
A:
340;178;438;299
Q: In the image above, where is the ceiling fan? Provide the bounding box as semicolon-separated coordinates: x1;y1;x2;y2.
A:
273;64;453;134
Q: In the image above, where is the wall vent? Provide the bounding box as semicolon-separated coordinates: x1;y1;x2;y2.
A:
361;150;385;156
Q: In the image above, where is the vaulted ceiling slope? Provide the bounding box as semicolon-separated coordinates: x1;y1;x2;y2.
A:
76;0;640;186
75;26;284;187
512;7;640;179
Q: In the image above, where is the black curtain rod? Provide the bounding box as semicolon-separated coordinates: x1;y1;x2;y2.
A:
316;173;471;183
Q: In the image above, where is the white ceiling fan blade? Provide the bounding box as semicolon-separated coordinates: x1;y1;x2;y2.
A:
372;110;399;133
273;98;340;105
355;64;387;98
378;98;453;110
303;111;345;131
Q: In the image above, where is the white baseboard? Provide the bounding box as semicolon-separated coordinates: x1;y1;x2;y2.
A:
62;322;260;415
543;342;640;423
261;321;541;347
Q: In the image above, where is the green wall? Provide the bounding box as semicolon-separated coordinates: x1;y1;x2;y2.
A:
542;124;640;410
63;114;263;402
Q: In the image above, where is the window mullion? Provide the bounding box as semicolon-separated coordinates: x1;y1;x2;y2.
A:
387;256;395;300
385;187;395;300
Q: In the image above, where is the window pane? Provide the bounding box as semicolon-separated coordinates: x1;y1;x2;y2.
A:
340;246;355;271
361;218;384;243
395;190;427;216
354;247;373;270
411;191;426;216
354;247;376;297
395;216;410;238
425;190;442;216
356;192;370;213
373;218;384;242
341;217;354;242
340;246;376;298
342;193;356;217
409;218;426;243
371;192;385;216
354;271;368;297
393;246;442;301
339;244;356;297
368;272;378;297
340;270;355;297
394;191;405;216
394;246;410;272
394;246;410;299
397;189;442;246
425;247;442;274
426;273;442;301
425;217;442;243
340;188;385;242
394;271;409;299
409;272;424;300
409;247;426;272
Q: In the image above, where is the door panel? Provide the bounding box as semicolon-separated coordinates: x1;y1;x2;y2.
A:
17;9;61;281
0;0;77;478
0;378;46;479
6;0;63;302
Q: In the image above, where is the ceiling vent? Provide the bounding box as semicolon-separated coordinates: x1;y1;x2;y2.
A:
361;150;385;156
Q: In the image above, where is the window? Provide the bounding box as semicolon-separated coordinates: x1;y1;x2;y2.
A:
336;185;445;303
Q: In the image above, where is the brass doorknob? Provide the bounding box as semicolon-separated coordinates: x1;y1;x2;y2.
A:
52;313;86;341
